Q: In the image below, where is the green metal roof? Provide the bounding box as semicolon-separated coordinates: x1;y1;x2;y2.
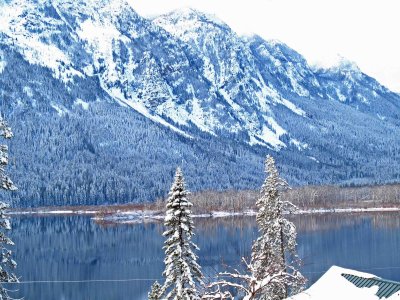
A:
342;273;400;299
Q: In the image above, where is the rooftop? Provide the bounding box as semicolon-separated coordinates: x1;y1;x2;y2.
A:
287;266;400;300
342;273;400;299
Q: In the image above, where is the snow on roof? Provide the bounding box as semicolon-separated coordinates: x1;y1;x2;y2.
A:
286;266;400;300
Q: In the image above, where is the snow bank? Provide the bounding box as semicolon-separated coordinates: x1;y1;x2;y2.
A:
8;210;98;215
8;207;400;220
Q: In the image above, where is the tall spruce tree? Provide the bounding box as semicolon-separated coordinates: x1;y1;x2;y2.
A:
0;117;18;300
204;156;304;300
161;167;203;300
251;155;305;299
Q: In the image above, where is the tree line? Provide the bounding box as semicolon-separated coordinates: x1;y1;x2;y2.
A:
163;183;400;214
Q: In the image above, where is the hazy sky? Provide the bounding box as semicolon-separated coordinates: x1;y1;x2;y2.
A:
130;0;400;92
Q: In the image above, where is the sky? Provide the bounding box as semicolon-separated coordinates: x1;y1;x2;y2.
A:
130;0;400;92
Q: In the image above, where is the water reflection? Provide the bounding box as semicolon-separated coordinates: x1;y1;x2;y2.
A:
5;212;400;300
292;213;400;284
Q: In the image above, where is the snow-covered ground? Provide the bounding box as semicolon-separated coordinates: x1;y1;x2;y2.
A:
287;266;400;300
90;210;257;224
7;206;400;223
7;210;99;215
90;207;400;224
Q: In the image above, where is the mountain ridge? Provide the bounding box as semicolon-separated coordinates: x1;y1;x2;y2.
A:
1;0;400;207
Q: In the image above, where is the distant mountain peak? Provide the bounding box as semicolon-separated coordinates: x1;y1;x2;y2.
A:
153;7;230;41
244;34;281;46
159;7;228;26
312;55;361;74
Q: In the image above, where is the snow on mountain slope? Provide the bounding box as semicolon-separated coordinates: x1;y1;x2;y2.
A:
313;58;400;123
2;0;399;146
1;0;215;139
1;0;398;145
247;35;322;99
2;0;400;206
1;1;353;150
154;8;310;148
154;8;245;88
0;0;85;82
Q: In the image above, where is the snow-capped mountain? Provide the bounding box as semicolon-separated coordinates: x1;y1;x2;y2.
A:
313;58;400;122
1;0;400;206
247;35;322;99
154;8;307;148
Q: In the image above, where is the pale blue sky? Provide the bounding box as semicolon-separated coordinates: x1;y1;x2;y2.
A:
130;0;400;92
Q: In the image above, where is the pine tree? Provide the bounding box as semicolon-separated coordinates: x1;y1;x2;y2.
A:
161;167;203;300
205;156;304;300
0;117;18;300
251;155;305;299
148;281;162;300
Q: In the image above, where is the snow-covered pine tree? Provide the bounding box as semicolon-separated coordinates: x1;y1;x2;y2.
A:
148;281;162;300
161;167;203;300
251;155;305;299
204;155;304;300
0;117;18;300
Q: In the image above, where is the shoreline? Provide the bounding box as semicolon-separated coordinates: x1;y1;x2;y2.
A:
6;206;400;224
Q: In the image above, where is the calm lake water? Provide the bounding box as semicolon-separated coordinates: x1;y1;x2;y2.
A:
5;212;400;300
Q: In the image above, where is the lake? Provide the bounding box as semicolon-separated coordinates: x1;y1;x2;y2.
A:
5;212;400;299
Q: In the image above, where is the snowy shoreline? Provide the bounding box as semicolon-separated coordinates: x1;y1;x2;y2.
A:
6;210;99;216
94;207;400;224
6;206;400;223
